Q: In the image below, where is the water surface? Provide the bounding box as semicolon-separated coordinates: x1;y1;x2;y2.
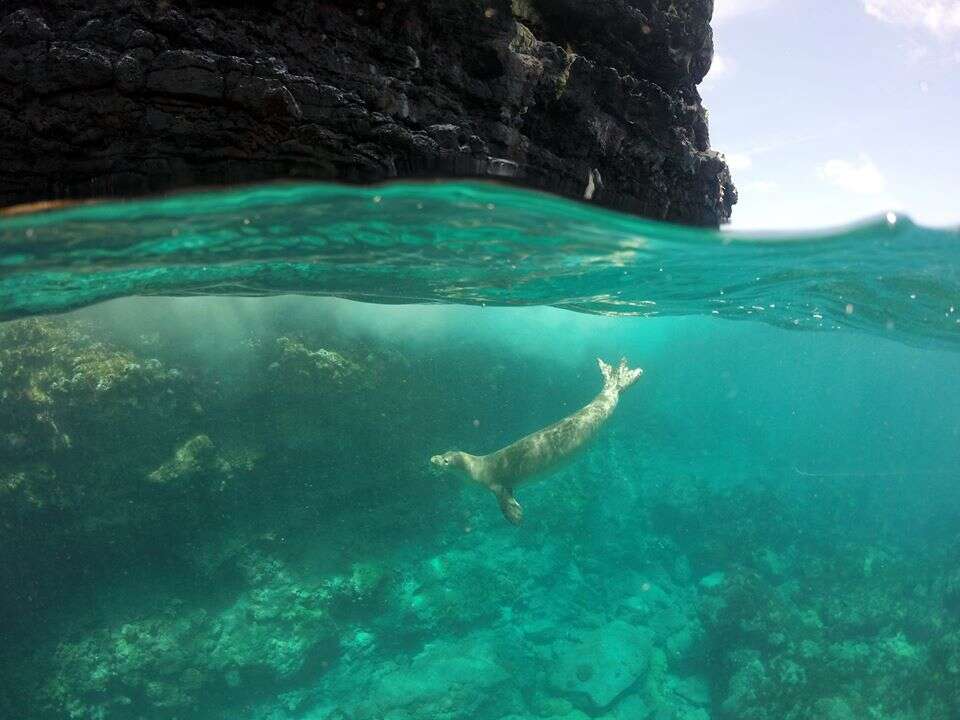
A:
1;181;957;348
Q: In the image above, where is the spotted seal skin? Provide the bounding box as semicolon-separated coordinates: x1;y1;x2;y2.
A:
431;357;643;525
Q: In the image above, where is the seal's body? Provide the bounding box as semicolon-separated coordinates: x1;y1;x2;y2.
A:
431;357;643;524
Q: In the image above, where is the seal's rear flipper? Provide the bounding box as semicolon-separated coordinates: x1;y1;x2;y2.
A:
493;485;523;525
598;357;643;392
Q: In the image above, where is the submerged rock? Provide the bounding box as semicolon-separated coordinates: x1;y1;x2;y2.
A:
548;620;654;712
0;1;734;225
146;434;217;485
0;319;222;624
43;552;357;719
269;336;367;393
312;630;518;720
699;571;725;589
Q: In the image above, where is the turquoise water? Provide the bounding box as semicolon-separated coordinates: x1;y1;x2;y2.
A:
2;182;959;347
1;183;959;719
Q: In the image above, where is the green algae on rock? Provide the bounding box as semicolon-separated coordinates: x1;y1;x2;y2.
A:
0;318;206;524
268;337;370;397
147;434;218;486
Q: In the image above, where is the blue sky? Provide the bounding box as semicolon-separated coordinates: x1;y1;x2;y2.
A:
701;0;960;230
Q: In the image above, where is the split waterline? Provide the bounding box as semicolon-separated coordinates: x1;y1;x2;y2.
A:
1;181;957;349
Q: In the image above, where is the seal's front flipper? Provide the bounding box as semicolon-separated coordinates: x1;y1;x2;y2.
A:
493;485;523;525
598;357;643;393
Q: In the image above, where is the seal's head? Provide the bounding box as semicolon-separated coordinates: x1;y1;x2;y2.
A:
430;450;466;472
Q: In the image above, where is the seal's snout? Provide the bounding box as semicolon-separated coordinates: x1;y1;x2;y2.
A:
430;453;452;471
431;451;464;474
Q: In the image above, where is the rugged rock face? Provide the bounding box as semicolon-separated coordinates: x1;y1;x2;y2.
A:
0;0;735;226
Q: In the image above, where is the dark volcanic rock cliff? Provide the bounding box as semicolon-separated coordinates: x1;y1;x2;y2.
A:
0;1;735;226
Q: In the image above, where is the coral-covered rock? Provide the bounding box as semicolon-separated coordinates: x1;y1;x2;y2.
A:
0;318;247;640
43;552;348;720
147;434;217;486
268;336;367;393
0;318;206;523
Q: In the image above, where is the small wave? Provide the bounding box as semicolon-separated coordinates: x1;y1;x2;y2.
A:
1;181;958;348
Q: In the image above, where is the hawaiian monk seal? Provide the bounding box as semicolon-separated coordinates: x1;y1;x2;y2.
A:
430;357;643;525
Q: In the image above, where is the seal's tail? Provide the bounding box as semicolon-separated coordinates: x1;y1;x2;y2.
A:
598;357;643;392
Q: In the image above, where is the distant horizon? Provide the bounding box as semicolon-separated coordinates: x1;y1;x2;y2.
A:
702;0;959;230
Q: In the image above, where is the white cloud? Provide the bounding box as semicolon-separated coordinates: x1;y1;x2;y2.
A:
700;50;735;92
864;0;960;36
905;40;931;63
742;180;779;193
818;154;887;195
711;52;730;77
713;0;779;24
724;152;753;172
